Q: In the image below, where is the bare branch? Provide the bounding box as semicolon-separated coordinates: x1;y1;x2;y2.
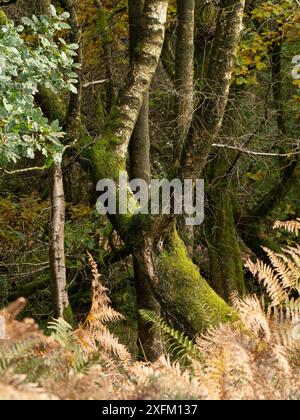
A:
212;143;300;157
0;165;47;175
83;79;108;88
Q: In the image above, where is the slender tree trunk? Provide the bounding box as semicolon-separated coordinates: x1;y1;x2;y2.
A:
91;0;170;181
61;0;82;135
181;0;245;178
174;0;195;161
237;40;298;259
128;0;162;361
37;0;78;323
128;0;151;185
95;0;115;114
49;164;71;320
207;178;245;300
174;0;195;257
38;0;51;15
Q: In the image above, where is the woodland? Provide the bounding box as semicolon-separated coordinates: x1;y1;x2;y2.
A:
0;0;300;401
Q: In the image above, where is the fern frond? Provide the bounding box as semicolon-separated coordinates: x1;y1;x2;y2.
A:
48;318;74;348
0;339;40;374
94;328;131;362
139;309;201;360
232;294;271;341
274;219;300;235
262;248;299;292
245;258;288;306
86;252;124;328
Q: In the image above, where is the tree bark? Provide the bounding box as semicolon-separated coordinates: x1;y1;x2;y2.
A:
95;0;115;114
49;164;72;320
174;0;195;257
207;178;245;301
37;0;79;323
38;0;51;15
237;39;298;259
174;0;195;161
91;0;170;181
181;0;245;178
128;0;162;361
90;0;243;336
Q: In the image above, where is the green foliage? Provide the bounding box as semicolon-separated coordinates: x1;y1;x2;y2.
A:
0;338;41;375
139;309;201;361
48;318;74;347
0;7;79;166
233;0;300;85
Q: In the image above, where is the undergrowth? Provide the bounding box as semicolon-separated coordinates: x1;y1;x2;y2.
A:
0;221;300;400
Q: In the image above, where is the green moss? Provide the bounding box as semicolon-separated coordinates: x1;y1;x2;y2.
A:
90;103;126;181
0;10;8;26
97;7;112;44
157;229;236;334
63;304;75;327
90;135;125;181
208;189;246;299
36;86;66;124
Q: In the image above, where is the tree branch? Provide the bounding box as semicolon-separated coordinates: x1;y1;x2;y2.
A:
212;143;300;157
0;166;47;175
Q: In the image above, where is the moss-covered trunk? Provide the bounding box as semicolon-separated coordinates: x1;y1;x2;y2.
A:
134;226;235;336
207;183;245;301
88;0;244;339
128;0;162;360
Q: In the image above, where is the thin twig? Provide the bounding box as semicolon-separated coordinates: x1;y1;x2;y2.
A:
83;79;109;88
212;143;300;157
0;165;47;175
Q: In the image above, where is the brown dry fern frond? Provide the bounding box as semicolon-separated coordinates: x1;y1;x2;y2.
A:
75;252;131;362
232;294;272;342
274;219;300;235
246;219;300;307
86;252;124;327
245;258;288;306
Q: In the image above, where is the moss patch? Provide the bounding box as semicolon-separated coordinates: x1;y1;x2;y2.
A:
157;229;236;334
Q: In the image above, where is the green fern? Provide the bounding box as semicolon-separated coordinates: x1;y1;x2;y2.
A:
47;318;74;348
0;338;40;374
139;309;202;361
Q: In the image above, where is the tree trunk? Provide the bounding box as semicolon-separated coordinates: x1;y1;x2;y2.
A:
207;180;245;301
49;164;72;321
128;0;162;361
181;0;245;179
90;0;243;336
91;0;170;182
237;40;298;259
95;0;115;114
174;0;195;257
37;0;79;324
134;225;236;336
174;0;195;160
38;0;51;15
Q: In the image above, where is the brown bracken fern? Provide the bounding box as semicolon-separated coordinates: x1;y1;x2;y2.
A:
2;224;300;399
